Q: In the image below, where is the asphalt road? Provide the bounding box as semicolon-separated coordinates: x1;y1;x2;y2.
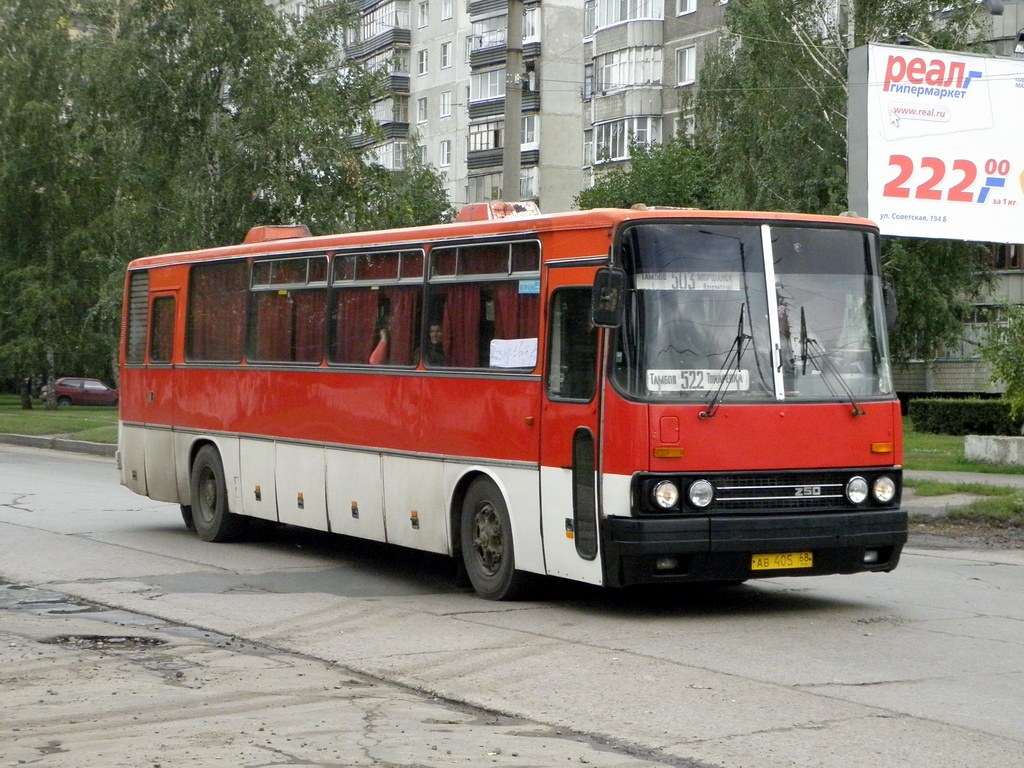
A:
1;445;1022;768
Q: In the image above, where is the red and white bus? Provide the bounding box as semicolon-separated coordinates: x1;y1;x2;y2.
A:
118;206;907;599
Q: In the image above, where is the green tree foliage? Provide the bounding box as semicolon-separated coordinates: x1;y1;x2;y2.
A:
354;141;456;230
981;306;1024;422
693;0;988;363
883;238;989;361
576;0;990;363
574;133;714;210
0;0;452;397
0;0;105;396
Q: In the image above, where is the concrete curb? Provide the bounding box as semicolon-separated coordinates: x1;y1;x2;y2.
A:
0;433;116;458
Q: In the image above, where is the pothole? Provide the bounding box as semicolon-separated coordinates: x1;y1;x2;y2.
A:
40;634;168;651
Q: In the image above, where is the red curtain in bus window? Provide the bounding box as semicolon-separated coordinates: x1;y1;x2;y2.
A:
333;289;378;364
252;292;292;361
442;284;482;367
293;289;326;363
493;282;540;339
187;261;247;361
383;286;419;365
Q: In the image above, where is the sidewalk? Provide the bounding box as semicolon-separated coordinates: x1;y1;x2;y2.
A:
904;469;1023;518
0;433;115;458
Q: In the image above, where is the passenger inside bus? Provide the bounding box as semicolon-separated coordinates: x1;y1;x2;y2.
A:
369;327;388;364
419;322;446;367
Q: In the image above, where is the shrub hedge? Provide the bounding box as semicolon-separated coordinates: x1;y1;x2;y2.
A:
908;398;1019;436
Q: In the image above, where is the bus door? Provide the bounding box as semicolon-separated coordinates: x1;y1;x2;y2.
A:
539;276;603;585
140;290;180;502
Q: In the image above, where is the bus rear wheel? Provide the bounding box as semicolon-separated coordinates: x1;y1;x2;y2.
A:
189;445;242;542
460;478;530;601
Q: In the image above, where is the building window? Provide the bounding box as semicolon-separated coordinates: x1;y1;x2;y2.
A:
468;171;503;203
470;68;505;102
990;243;1024;270
440;90;452;117
595;0;664;30
371;140;408;170
371;96;409;123
594;116;661;163
469;120;503;151
417;0;429;27
441;0;453;19
584;0;596;37
416;97;428;123
679;113;695;137
520;166;538;199
523;7;540;42
439;139;452;166
521;114;538;149
676;45;696;86
417;49;428;75
676;0;695;15
440;40;452;68
361;1;411;41
595;47;662;92
365;47;411;75
583;63;594;100
583;129;593;167
471;15;506;51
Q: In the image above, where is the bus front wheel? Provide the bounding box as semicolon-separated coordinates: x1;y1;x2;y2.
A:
460;478;530;601
189;445;242;542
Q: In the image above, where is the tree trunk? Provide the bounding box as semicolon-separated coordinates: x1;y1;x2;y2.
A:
19;377;33;409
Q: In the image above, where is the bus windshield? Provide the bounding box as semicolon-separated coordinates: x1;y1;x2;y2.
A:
612;220;894;406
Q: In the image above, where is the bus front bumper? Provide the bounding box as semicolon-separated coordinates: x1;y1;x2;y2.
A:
601;510;908;587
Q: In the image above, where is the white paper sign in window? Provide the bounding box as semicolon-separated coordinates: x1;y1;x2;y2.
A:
490;338;538;368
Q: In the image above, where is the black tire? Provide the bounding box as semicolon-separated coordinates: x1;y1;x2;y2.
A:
57;396;71;407
460;478;531;600
189;445;242;542
180;505;196;532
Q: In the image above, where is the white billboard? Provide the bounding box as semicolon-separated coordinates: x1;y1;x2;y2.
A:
848;43;1024;242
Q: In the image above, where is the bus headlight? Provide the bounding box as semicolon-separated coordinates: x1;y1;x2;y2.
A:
652;481;680;509
688;479;714;508
872;475;896;504
845;476;869;504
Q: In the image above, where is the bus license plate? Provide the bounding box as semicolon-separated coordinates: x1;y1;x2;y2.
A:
751;552;813;571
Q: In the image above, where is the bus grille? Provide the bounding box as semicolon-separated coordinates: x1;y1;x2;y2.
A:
711;472;851;511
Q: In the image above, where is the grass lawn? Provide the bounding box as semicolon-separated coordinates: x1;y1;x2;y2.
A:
0;395;118;444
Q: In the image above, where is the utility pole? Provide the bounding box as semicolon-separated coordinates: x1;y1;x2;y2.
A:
500;0;523;201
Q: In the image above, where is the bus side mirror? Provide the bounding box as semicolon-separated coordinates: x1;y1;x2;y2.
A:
592;267;627;328
883;280;897;332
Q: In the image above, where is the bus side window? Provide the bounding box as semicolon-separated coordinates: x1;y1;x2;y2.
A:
547;288;597;401
149;296;175;364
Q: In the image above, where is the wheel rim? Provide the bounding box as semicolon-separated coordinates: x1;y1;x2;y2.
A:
197;466;217;525
471;500;503;576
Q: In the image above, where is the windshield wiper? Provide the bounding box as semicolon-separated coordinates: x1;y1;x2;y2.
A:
800;308;866;417
701;304;751;419
800;307;808;375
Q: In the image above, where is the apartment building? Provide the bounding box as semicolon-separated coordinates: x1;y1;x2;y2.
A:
274;0;584;212
579;0;725;181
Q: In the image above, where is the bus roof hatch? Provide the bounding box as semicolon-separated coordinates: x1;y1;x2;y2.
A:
243;224;312;244
455;201;541;222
